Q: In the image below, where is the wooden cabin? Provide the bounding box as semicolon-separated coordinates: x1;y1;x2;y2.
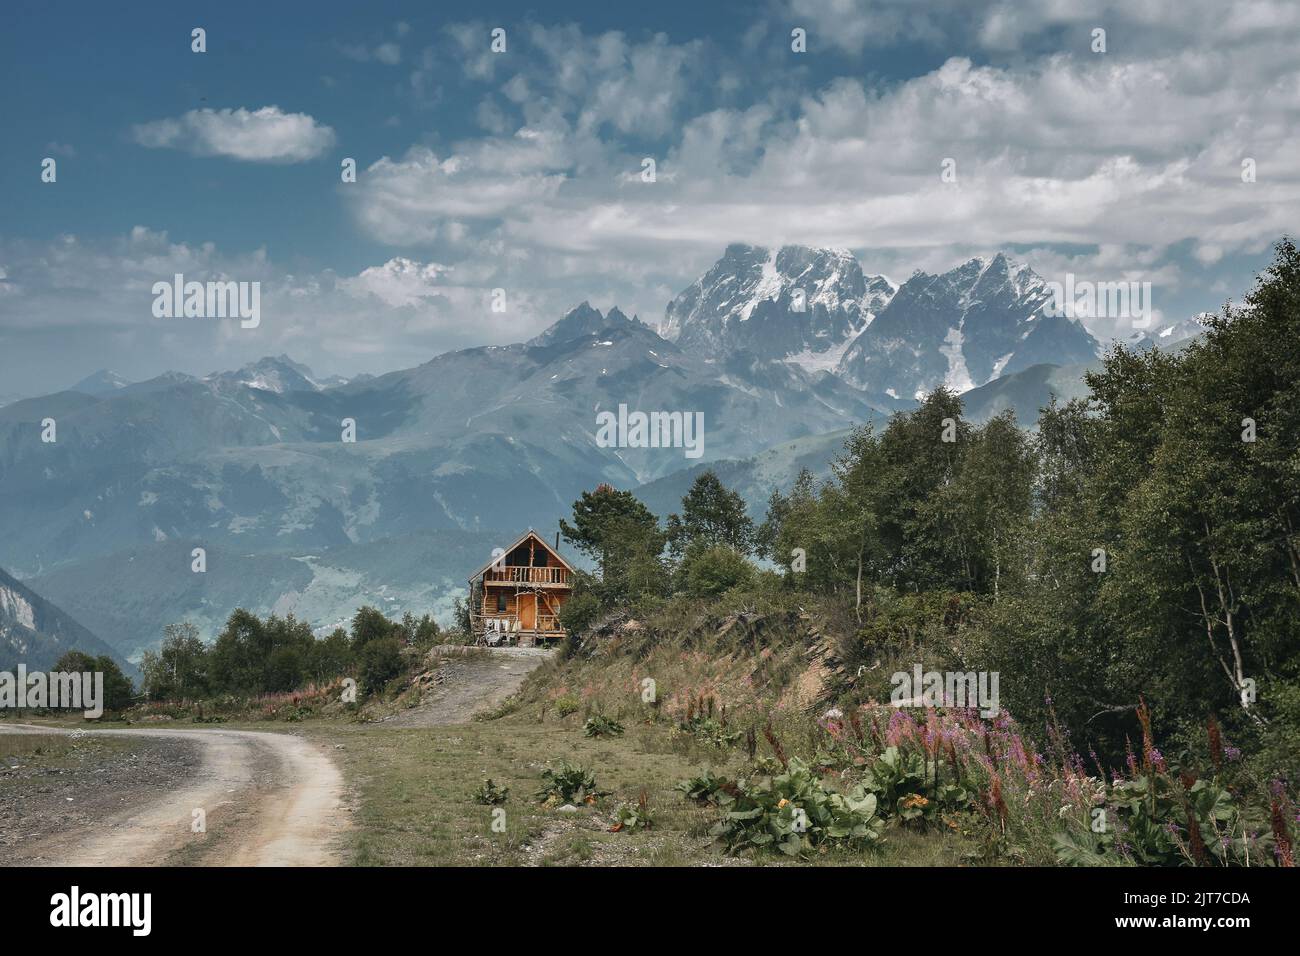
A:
466;530;573;646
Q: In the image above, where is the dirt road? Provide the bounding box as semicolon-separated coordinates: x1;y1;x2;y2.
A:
0;724;349;867
1;647;547;866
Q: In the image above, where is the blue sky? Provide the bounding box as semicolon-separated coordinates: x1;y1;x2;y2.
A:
1;0;1297;395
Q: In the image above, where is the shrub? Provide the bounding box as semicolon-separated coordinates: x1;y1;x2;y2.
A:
472;779;510;805
536;763;608;804
679;545;755;597
711;757;884;856
674;769;736;805
559;591;602;636
52;651;134;712
611;791;654;832
358;637;405;695
583;714;625;737
679;715;741;749
553;695;581;718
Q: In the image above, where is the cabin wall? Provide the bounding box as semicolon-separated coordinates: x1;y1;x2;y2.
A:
479;590;568;618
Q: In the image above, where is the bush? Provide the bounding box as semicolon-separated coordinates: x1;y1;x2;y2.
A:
675;770;736;804
679;545;755;597
358;637;405;695
553;695;581;718
472;779;510;805
710;757;884;856
559;592;602;637
536;763;608;804
611;791;654;832
583;715;625;737
52;651;134;712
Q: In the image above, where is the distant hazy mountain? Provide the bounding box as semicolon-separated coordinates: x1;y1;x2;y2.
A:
0;302;888;577
529;301;645;346
28;531;501;664
205;354;330;394
661;244;896;370
959;362;1095;426
0;566;129;674
636;359;1097;523
68;369;133;396
1115;315;1208;352
635;429;851;522
837;254;1101;401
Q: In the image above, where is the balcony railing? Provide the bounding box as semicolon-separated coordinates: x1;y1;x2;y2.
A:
484;565;570;586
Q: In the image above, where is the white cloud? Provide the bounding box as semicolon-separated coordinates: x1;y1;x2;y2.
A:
784;0;1300;55
374;42;402;65
132;106;336;163
0;230;559;392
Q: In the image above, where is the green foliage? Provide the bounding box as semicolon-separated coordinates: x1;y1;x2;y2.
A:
350;605;398;651
678;544;755;597
204;610;320;696
560;485;667;605
140;622;209;700
860;746;973;826
583;714;625;737
358;637;405;695
309;628;351;685
754;240;1300;773
674;769;735;804
398;611;440;649
50;650;134;711
711;757;884;856
138;605;430;704
1055;770;1262;867
679;715;742;748
612;792;655;832
553;694;581;718
536;762;608;804
472;778;509;805
667;470;755;556
558;589;602;637
452;595;472;634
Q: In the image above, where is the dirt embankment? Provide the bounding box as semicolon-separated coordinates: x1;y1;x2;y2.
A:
381;646;550;727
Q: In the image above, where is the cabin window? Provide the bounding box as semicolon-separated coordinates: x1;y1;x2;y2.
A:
532;549;548;567
496;592;507;613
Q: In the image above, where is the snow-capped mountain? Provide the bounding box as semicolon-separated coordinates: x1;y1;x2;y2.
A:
205;354;330;394
1116;315;1208;351
68;369;133;396
836;253;1101;400
660;244;896;368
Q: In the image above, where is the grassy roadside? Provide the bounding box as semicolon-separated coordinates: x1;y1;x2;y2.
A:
294;716;976;867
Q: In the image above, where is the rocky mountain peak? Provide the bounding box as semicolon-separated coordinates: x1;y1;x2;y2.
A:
659;244;896;368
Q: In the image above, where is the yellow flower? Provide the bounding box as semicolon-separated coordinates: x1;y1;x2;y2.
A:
777;798;790;809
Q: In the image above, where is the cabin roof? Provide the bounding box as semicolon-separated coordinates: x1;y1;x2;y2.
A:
467;529;575;581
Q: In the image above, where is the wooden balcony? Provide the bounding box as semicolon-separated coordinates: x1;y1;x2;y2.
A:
483;565;570;587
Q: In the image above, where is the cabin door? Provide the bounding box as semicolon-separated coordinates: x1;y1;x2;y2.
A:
518;593;537;630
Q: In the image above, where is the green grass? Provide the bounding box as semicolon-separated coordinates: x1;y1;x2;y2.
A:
297;717;978;867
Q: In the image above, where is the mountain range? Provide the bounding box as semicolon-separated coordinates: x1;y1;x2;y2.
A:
0;243;1207;665
0;566;128;674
